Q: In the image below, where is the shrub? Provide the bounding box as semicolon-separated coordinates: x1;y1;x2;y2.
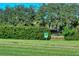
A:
0;25;51;40
64;26;79;40
65;33;79;40
62;26;75;36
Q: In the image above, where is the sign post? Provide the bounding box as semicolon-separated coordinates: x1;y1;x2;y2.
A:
44;32;48;40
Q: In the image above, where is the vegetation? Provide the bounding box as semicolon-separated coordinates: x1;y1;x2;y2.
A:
0;3;79;40
0;25;50;40
0;3;79;56
0;39;79;55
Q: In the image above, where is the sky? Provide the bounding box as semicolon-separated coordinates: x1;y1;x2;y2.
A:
0;3;42;10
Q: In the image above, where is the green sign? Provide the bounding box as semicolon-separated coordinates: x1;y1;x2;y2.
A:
44;32;48;39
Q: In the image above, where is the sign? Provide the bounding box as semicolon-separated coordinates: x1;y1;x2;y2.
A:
44;32;48;40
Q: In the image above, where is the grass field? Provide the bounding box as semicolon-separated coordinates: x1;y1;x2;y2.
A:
0;39;79;56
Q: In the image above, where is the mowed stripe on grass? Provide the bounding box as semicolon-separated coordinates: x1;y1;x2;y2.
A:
0;39;79;55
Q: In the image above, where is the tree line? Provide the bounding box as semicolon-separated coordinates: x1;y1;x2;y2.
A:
0;3;79;36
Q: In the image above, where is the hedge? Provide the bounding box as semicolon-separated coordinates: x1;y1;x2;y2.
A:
0;25;51;40
64;32;79;40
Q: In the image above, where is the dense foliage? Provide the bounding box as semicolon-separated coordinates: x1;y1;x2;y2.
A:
0;25;50;40
0;3;79;40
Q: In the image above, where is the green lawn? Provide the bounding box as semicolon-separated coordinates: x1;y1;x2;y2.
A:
0;39;79;56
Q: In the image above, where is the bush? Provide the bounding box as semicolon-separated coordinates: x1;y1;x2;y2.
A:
0;25;51;40
62;26;75;36
64;26;79;40
65;33;79;40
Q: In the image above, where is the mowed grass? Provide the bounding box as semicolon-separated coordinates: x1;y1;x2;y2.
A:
0;39;79;55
